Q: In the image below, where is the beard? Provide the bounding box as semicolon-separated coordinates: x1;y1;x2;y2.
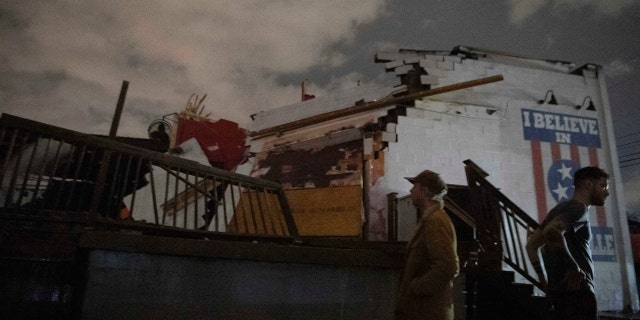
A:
590;193;607;206
411;197;425;209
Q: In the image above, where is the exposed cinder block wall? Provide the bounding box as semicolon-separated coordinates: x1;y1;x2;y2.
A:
246;48;636;311
376;52;627;310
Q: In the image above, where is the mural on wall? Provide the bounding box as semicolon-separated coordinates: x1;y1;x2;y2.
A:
546;159;580;203
522;108;615;261
522;109;601;147
592;226;616;262
251;139;364;236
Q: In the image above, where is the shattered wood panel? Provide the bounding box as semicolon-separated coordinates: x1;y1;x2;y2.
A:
228;191;288;236
251;138;365;236
286;186;362;236
161;178;216;216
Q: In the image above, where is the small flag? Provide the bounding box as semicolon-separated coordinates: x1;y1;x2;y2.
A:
301;80;315;101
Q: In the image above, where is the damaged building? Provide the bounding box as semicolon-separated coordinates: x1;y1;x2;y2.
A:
1;45;636;319
242;46;637;313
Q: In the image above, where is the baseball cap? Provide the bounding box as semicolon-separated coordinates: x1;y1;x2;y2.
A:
405;170;447;194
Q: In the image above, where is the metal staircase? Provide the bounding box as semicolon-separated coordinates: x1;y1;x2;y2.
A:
454;159;550;319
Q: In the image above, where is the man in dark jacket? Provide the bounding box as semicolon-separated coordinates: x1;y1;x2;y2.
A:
526;166;610;320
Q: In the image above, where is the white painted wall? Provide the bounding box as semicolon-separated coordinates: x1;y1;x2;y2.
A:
375;54;636;311
247;49;638;311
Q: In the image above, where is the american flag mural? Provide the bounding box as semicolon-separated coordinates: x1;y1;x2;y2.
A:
522;108;607;227
522;108;615;261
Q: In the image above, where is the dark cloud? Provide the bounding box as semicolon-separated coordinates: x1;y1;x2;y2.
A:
0;7;26;29
0;0;637;211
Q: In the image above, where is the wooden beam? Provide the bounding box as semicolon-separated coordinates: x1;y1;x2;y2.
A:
109;80;129;138
250;74;503;138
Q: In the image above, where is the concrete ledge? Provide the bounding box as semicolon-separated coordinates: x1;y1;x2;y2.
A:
79;230;406;269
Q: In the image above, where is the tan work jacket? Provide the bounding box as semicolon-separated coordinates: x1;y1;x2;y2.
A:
396;203;459;320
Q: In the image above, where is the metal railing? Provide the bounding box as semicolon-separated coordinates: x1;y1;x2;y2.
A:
463;159;542;290
0;114;297;237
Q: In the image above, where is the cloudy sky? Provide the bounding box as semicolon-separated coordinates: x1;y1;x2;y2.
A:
1;1;639;211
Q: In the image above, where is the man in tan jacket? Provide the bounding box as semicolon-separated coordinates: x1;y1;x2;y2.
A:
395;170;460;320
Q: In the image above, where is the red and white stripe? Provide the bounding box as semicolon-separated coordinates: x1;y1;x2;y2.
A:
530;140;607;226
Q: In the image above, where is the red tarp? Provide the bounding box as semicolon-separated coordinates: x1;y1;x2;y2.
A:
175;117;247;171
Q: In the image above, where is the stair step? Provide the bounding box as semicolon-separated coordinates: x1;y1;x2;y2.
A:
500;270;515;283
465;270;552;320
509;282;533;297
599;311;640;319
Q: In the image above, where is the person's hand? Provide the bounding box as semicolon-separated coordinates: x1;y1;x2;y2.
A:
562;266;585;291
